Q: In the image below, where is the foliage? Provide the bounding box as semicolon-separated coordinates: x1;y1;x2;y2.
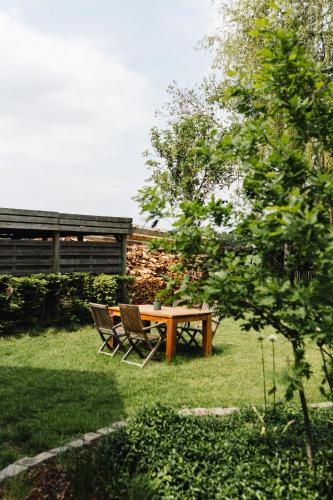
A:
64;405;333;499
137;1;333;227
137;2;333;227
207;0;333;77
92;274;133;305
141;10;333;464
212;18;333;394
0;473;32;500
0;272;129;334
135;82;237;224
207;0;333;174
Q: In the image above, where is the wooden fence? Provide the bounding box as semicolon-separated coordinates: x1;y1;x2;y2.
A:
0;240;121;276
0;208;132;236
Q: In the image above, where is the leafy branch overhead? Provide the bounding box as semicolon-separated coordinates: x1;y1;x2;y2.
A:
138;3;333;466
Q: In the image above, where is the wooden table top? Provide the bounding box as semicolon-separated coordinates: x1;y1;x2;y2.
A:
108;304;212;320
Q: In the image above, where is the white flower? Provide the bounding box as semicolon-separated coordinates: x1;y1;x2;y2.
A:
268;334;277;342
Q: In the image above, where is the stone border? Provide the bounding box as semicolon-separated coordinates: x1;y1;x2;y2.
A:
179;406;240;417
0;402;332;483
0;421;126;483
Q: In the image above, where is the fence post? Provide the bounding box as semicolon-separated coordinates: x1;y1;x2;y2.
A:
120;235;128;302
52;232;60;273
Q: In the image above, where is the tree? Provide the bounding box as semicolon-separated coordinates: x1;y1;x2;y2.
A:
206;0;333;176
207;0;333;74
135;82;238;226
152;11;333;466
138;2;333;227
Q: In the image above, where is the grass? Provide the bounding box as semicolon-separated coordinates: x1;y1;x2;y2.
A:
0;318;325;469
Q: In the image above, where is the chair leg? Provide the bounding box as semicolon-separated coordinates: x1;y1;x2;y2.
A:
176;322;195;345
156;324;167;337
176;322;189;343
121;339;144;365
115;336;127;353
121;338;162;368
98;332;129;357
186;330;201;348
129;338;145;358
121;344;146;367
98;336;112;354
177;325;201;348
121;345;135;363
98;339;121;357
140;338;162;368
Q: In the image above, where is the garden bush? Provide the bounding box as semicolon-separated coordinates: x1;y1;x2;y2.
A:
0;272;133;335
65;405;333;499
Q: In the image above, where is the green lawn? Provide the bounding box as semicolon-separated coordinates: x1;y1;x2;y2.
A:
0;319;325;469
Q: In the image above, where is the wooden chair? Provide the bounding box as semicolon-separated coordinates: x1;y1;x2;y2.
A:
119;304;166;368
177;303;221;347
90;303;127;357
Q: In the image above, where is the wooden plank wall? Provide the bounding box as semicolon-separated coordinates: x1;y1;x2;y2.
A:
0;207;132;235
0;240;121;276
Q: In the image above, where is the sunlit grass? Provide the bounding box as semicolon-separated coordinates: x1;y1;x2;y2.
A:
0;319;325;468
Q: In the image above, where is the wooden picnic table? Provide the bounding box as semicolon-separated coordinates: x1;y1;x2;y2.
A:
108;304;212;362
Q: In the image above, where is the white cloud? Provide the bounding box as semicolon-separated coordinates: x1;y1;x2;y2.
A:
0;11;154;219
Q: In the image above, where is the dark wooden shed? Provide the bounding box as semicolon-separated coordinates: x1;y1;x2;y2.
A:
0;207;132;276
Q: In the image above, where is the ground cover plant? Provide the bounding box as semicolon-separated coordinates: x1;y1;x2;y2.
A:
0;320;325;470
2;405;332;499
62;405;333;499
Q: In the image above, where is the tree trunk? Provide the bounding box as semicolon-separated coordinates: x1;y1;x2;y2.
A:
292;342;314;467
298;384;314;468
319;344;333;397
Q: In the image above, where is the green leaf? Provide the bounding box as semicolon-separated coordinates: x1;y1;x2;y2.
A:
249;29;260;38
255;18;269;28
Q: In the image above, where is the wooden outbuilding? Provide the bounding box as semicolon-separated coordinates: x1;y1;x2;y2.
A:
0;207;132;277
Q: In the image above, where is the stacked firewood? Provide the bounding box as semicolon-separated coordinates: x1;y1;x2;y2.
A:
127;245;179;278
126;245;179;304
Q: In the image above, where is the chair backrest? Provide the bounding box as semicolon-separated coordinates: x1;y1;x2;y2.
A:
119;304;144;335
90;303;113;332
202;302;221;337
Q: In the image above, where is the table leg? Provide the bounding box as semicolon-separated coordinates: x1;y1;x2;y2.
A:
166;319;177;362
202;316;212;356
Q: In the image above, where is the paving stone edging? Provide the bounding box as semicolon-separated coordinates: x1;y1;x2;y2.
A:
1;402;332;484
0;421;126;483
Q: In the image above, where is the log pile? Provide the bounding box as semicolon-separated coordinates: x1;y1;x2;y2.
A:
126;244;179;304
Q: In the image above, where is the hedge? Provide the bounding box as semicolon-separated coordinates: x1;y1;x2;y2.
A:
0;272;133;335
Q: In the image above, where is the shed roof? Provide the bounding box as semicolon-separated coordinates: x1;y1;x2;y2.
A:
0;207;133;238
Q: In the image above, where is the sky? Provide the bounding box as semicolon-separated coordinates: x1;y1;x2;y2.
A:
0;0;217;226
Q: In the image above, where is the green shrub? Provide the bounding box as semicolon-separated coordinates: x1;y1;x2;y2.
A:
92;274;119;305
0;272;132;335
0;276;13;334
66;405;333;499
10;276;48;327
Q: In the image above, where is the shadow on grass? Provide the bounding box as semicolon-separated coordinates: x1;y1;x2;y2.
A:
0;365;124;469
173;341;236;358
